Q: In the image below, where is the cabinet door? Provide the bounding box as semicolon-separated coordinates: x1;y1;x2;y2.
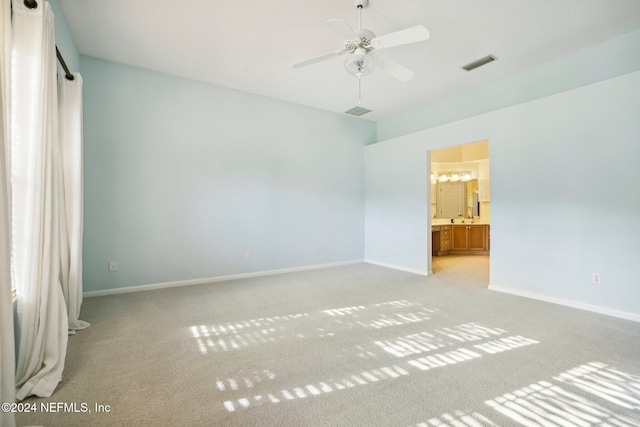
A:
451;226;469;250
468;225;486;250
432;231;440;255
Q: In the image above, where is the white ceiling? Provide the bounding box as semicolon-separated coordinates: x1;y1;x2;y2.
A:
59;0;640;121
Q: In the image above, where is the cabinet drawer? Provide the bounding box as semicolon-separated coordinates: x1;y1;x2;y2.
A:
440;239;450;251
440;229;450;240
440;225;451;231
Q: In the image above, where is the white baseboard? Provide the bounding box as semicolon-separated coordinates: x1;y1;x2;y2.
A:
488;284;640;323
364;259;428;276
84;259;365;298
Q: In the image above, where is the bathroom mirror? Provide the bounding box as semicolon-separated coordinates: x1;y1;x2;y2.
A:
434;179;478;219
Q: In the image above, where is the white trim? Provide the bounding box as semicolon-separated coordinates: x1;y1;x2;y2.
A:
488;284;640;323
84;259;365;298
364;259;429;276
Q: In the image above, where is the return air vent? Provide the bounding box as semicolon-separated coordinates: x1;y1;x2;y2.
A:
462;55;497;71
344;106;372;116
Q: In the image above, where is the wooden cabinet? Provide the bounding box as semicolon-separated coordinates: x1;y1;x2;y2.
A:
431;225;451;256
433;224;489;256
452;225;487;251
451;226;467;250
468;225;487;250
439;225;451;255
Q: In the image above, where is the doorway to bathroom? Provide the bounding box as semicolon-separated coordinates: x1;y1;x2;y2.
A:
429;140;490;281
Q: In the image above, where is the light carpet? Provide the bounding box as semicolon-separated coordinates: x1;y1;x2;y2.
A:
16;257;640;426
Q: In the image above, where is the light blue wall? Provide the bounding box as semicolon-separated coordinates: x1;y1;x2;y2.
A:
377;29;640;142
81;56;375;292
49;0;79;73
365;69;640;316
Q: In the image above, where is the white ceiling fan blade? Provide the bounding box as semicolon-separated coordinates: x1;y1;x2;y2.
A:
326;19;359;40
292;50;347;69
372;25;430;50
376;53;414;82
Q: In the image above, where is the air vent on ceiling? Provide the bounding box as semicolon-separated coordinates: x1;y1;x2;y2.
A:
345;106;372;116
462;55;497;71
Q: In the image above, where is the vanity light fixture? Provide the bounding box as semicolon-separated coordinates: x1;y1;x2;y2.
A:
434;170;473;183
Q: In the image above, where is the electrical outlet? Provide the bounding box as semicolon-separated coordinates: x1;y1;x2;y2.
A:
108;261;118;272
592;273;602;285
246;251;253;260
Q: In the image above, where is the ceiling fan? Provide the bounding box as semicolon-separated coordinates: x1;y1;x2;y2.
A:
292;0;430;82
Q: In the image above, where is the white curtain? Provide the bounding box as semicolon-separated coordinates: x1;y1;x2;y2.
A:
12;0;69;400
0;0;16;423
58;72;89;333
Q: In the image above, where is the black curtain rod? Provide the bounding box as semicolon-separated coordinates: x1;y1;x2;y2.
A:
55;46;74;81
24;0;75;81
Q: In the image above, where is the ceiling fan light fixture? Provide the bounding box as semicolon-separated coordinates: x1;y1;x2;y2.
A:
344;50;377;77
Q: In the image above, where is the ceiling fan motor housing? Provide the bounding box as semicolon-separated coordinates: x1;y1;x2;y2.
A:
344;29;376;53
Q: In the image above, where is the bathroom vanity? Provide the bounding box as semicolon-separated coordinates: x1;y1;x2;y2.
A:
431;223;489;256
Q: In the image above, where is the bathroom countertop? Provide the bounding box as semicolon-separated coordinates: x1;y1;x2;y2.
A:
431;221;490;226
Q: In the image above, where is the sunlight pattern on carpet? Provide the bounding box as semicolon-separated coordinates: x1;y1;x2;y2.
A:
485;363;640;426
190;300;438;355
408;363;640;426
375;323;507;358
554;362;640;411
411;410;499;426
202;300;540;413
222;365;411;412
